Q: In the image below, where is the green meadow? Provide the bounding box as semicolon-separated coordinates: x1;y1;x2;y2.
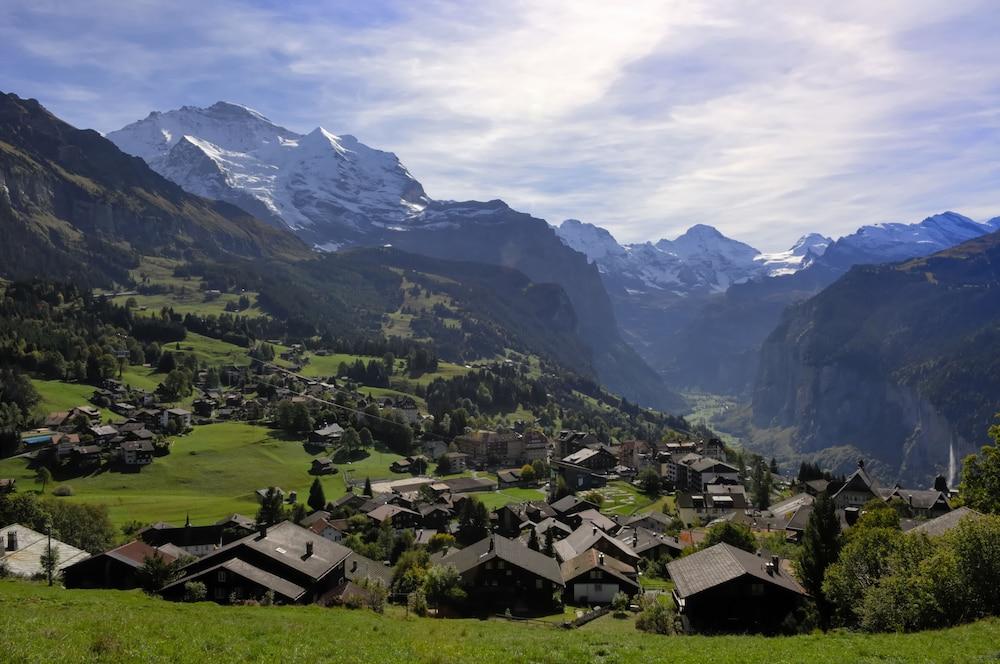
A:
2;580;999;664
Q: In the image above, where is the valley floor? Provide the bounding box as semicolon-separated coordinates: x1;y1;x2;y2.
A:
1;580;998;663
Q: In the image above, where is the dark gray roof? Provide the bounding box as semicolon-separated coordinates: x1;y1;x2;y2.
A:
615;526;683;555
667;543;806;598
909;506;982;537
345;551;393;586
439;534;563;586
238;521;352;581
687;457;738;473
165;557;306;601
549;495;597;514
554;524;638;563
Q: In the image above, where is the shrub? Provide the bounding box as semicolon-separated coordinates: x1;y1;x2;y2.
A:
183;581;207;602
52;485;74;497
408;588;429;616
611;591;630;617
635;596;677;635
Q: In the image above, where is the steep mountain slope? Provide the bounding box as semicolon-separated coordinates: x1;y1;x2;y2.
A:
110;104;683;411
751;230;1000;484
574;212;999;395
0;92;309;287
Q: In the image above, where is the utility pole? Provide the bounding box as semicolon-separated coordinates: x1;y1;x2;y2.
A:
46;519;53;587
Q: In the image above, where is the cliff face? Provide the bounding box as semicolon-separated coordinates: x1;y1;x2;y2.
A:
0;92;308;287
751;233;1000;484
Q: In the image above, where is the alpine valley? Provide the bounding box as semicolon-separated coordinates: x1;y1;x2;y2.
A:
3;91;999;484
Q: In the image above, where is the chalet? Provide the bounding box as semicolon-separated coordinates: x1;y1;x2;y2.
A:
301;513;345;543
418;504;452;530
440;477;495;494
0;523;89;578
552;448;615;491
562;447;617;471
549;495;600;520
63;540;183;590
556;430;601;458
70;445;103;469
88;424;119;445
43;411;71;428
522;431;550;462
677;491;749;526
140;519;255;558
390;456;428;475
684;457;740;491
623;510;674;534
120;440;154;467
255;487;285;504
310;458;336;475
561;549;640;604
192;398;216;418
570;509;619;534
553;524;640;567
326;492;368;513
160;408;192;431
701;438;726;460
497;468;533;488
161;521;353;605
435;534;564;613
441;451;469;472
803;479;830;496
0;479;15;493
327;550;394;606
366;504;421;530
830;460;880;509
71;405;102;424
879;487;951;518
133;408;163;429
309;423;344;445
453;430;524;467
110;402;135;417
667;543;807;633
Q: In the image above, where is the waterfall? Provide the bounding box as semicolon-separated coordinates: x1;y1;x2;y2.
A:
947;441;957;488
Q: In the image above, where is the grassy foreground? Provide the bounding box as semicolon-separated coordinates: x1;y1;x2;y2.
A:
1;581;998;664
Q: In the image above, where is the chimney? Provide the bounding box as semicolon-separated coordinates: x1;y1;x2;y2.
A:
305;541;314;558
771;555;780;575
6;531;17;551
907;494;913;507
858;458;865;469
598;552;605;566
488;536;495;552
633;533;638;546
351;560;358;573
592;525;598;536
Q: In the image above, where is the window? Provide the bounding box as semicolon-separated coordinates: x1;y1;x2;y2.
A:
217;571;227;583
751;583;764;596
594;584;602;592
214;586;227;600
485;561;494;570
590;570;601;579
535;579;543;590
497;560;505;569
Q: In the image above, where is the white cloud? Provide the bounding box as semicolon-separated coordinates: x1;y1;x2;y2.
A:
3;0;1000;250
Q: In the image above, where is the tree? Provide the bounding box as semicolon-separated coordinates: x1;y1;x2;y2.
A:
520;464;536;483
543;527;555;557
156;350;176;374
856;499;900;531
308;478;326;512
35;466;52;494
137;552;183;593
255;487;285;527
823;527;902;626
362;477;373;497
751;457;772;509
160;369;192;401
637;468;660;495
184;581;207;602
457;498;489;544
423;564;466;610
276;401;312;434
582;490;605;507
553;475;573;501
611;590;630;615
359;427;374;449
959;417;1000;513
436;454;453;476
527;528;540;551
427;533;456;553
770;457;779;474
702;522;756;553
39;537;59;585
635;595;676;634
341;427;361;456
795;492;841;627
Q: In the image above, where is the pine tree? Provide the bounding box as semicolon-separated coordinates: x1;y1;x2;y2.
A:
543;528;555;556
308;477;326;512
363;476;373;497
795;491;841;628
527;528;539;551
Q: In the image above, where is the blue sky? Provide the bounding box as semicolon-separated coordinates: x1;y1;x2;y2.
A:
3;0;1000;251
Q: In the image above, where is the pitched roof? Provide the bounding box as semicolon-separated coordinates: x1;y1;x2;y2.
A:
881;488;950;510
833;466;879;498
439;534;563;586
344;551;393;586
667;543;806;599
236;521;352;581
560;549;638;588
910;506;982;537
554;524;638;563
574;509;617;533
550;495;596;514
166;557;306;601
0;523;90;577
104;540;179;567
366;504;419;522
615;526;684;555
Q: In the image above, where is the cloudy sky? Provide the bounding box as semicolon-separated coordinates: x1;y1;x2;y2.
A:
4;1;1000;250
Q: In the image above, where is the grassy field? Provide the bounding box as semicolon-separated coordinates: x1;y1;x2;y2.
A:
31;379;116;423
3;581;1000;663
474;486;548;510
0;422;405;527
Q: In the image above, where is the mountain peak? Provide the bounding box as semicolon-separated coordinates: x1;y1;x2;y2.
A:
554;219;626;262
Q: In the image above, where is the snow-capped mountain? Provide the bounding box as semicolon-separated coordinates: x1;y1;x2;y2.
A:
555;220;829;294
754;233;832;276
816;211;1000;271
107;102;428;244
